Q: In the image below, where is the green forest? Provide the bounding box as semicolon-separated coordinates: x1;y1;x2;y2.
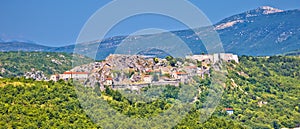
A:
0;55;299;128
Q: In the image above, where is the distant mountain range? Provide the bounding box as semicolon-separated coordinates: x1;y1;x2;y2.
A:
1;6;300;59
284;49;300;56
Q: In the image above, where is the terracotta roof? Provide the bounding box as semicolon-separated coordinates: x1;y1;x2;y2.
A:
63;72;89;74
176;72;187;75
106;78;113;80
146;70;153;72
225;108;233;111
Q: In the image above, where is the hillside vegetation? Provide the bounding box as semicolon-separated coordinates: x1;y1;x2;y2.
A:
0;78;98;128
0;56;299;128
0;52;93;78
212;56;300;128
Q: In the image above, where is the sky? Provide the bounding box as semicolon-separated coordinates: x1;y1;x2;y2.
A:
0;0;299;47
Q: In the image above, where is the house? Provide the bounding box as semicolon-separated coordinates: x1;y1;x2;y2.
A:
186;55;213;63
187;53;239;64
143;75;152;83
50;74;60;81
225;108;234;115
104;78;113;86
94;62;102;69
145;69;153;76
171;72;178;79
60;71;89;80
258;101;268;107
184;66;198;76
102;65;112;76
172;72;188;82
130;74;141;82
218;53;239;63
160;67;171;75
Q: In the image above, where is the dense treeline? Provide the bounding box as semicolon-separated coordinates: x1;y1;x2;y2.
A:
0;52;93;78
218;56;300;128
0;78;99;128
0;56;299;128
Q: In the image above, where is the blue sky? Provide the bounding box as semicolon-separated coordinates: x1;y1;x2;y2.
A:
0;0;299;46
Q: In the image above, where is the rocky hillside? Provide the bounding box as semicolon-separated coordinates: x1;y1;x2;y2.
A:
0;52;93;78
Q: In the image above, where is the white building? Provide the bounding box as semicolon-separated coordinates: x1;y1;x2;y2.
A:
160;67;171;75
104;78;113;86
50;74;60;81
183;66;198;76
186;54;213;62
186;53;239;64
143;75;152;83
172;72;188;82
59;71;89;80
219;53;239;63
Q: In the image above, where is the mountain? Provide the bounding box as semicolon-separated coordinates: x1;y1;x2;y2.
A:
215;6;300;56
1;6;300;59
284;49;300;56
0;42;52;52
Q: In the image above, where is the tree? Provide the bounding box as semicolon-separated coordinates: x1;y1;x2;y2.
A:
153;57;159;64
273;121;280;129
153;74;159;82
165;56;174;61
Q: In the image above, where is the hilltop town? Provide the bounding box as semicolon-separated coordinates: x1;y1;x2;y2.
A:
49;53;239;90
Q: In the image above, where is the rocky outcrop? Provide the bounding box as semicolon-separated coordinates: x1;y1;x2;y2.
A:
24;70;47;81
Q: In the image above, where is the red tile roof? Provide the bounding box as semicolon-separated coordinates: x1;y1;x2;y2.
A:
176;72;187;75
106;78;113;80
225;108;233;111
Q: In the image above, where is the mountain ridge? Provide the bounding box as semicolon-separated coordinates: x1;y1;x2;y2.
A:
1;6;300;59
